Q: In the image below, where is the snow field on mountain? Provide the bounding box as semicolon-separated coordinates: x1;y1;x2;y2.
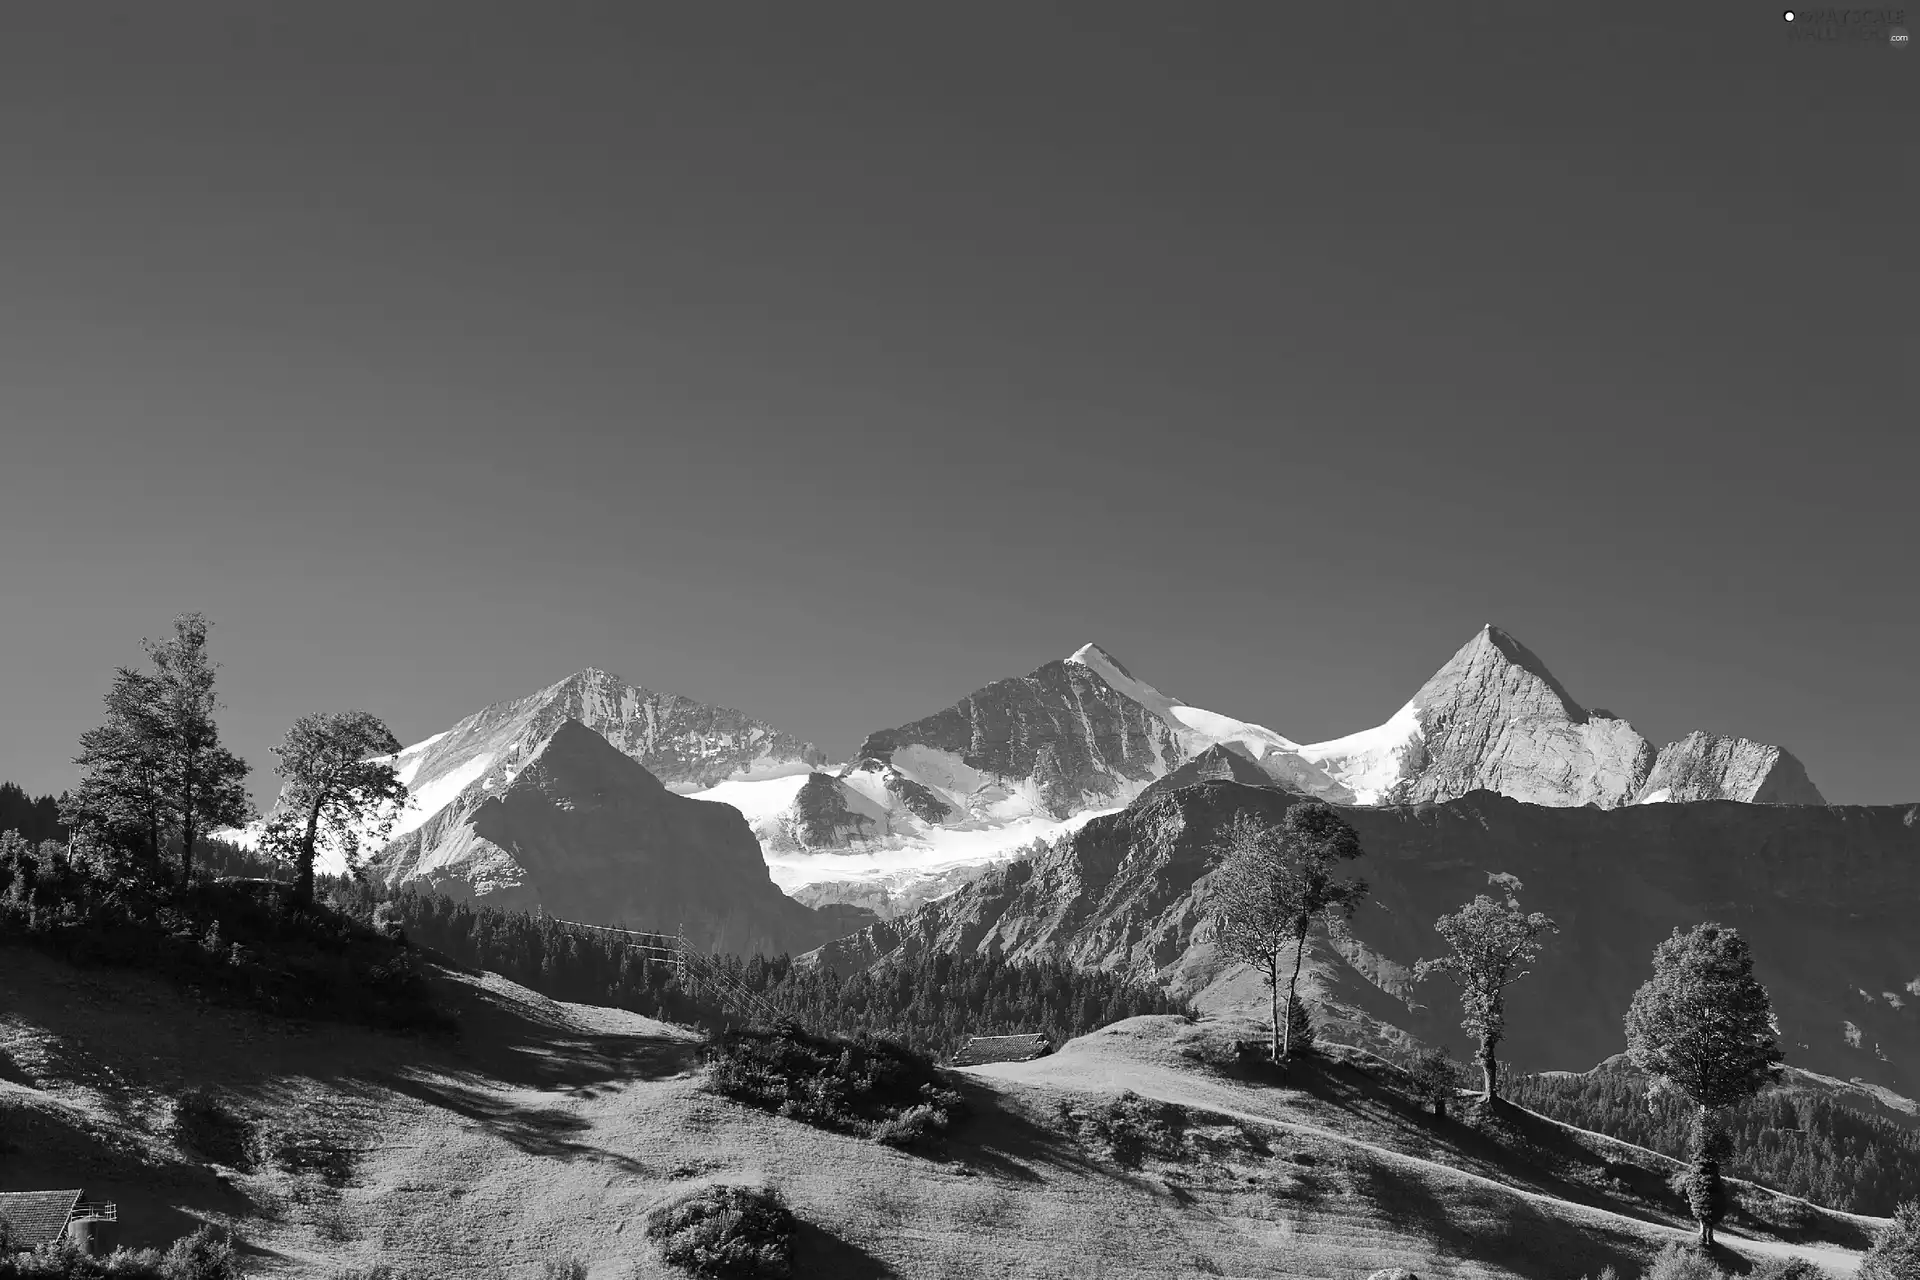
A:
1297;700;1425;804
760;805;1114;892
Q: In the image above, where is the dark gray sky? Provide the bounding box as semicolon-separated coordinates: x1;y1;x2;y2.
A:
2;4;1913;807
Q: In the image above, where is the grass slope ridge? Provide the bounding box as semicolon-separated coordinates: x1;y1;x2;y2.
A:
2;947;1886;1278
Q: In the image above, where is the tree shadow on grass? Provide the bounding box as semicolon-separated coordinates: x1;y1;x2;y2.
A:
1352;1153;1647;1280
370;1068;656;1176
791;1218;898;1279
421;969;700;1091
940;1077;1118;1186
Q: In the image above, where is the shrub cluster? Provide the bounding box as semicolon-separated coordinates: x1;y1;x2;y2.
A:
1632;1244;1832;1280
642;1183;796;1279
0;834;448;1033
1056;1090;1187;1169
1860;1198;1920;1280
0;1226;240;1280
704;1027;968;1152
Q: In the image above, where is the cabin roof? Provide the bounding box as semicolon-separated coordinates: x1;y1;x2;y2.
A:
0;1190;82;1248
952;1033;1052;1066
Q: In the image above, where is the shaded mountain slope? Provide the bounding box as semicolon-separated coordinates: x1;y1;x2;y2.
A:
369;719;868;956
808;783;1920;1093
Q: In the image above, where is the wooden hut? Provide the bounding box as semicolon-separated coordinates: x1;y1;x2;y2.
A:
0;1190;82;1250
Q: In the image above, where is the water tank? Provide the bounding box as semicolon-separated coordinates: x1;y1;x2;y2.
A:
66;1215;117;1255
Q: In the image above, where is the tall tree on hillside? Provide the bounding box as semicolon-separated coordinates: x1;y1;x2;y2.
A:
60;666;174;877
60;614;252;885
261;711;409;907
142;613;253;881
1624;923;1784;1248
1860;1199;1920;1280
1414;880;1558;1103
1209;801;1368;1064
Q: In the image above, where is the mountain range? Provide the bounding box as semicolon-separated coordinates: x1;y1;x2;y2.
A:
232;624;1830;920
212;623;1920;1102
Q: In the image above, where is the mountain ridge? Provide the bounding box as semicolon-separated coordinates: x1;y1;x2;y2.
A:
803;780;1920;1094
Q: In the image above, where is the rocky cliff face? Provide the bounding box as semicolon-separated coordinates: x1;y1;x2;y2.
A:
693;629;1826;911
1297;626;1827;810
1389;626;1656;807
400;668;824;799
854;655;1183;822
369;719;869;955
1635;730;1827;804
256;667;828;875
1136;744;1283;804
806;781;1920;1093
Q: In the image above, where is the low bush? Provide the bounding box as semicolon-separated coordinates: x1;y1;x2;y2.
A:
643;1183;796;1279
1405;1047;1462;1118
0;1226;240;1280
1643;1243;1724;1280
704;1026;968;1152
1751;1259;1831;1280
1060;1091;1186;1169
249;1120;356;1185
0;836;449;1034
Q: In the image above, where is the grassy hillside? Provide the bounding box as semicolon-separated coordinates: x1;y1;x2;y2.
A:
0;947;1886;1278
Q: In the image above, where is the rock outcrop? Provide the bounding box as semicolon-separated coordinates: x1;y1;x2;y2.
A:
806;782;1920;1094
1385;626;1654;808
853;655;1183;822
769;773;888;851
1137;743;1285;805
1634;730;1827;805
399;667;824;799
242;666;829;875
1298;626;1827;811
370;719;869;955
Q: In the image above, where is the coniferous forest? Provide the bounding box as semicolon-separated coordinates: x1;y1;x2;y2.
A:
1508;1065;1920;1216
388;887;1193;1059
0;782;65;847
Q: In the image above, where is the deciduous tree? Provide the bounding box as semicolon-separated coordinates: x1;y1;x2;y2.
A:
1414;881;1558;1102
1209;801;1367;1064
1624;922;1785;1247
1860;1198;1920;1280
262;711;408;906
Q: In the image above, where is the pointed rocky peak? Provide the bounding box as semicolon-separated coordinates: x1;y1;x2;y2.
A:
1065;642;1137;682
1416;625;1589;723
1137;743;1283;805
1395;626;1654;808
521;717;667;792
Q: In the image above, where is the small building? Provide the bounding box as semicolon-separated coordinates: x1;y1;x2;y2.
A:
951;1033;1052;1066
0;1190;81;1251
0;1190;117;1255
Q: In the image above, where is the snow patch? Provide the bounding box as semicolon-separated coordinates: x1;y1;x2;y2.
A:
401;753;494;834
763;806;1113;893
1297;701;1424;805
1066;641;1305;763
691;773;822;825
